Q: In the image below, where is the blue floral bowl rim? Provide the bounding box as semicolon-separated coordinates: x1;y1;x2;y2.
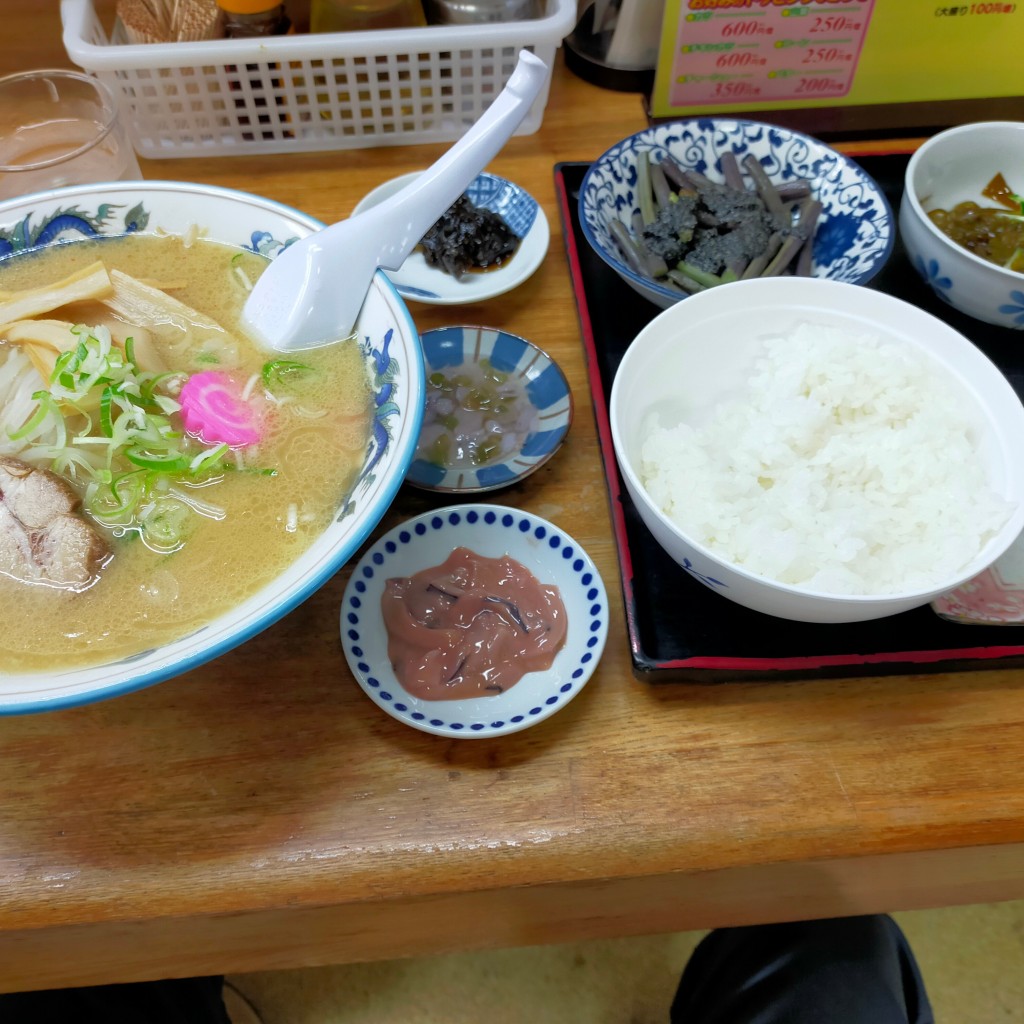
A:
406;325;574;494
578;117;896;305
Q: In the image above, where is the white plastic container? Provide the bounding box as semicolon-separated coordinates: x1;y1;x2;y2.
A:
60;0;575;159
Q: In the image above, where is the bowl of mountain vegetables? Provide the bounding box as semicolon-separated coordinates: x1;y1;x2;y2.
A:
579;118;894;310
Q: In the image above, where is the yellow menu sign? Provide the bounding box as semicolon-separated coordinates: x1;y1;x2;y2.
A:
651;0;1024;117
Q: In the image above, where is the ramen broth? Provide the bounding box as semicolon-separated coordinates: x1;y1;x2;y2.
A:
0;234;373;672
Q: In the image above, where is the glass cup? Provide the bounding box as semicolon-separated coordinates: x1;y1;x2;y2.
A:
0;69;142;201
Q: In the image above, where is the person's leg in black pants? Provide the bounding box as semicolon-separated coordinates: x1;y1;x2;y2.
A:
0;975;231;1023
670;915;934;1024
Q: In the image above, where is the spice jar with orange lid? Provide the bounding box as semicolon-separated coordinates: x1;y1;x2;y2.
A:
217;0;292;36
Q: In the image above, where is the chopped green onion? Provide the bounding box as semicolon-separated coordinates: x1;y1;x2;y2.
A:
88;470;148;521
140;372;181;404
100;387;114;437
222;464;278;477
23;322;271;548
140;498;192;552
189;443;229;473
8;391;54;441
262;360;316;391
126;451;192;472
53;350;77;387
153;395;181;415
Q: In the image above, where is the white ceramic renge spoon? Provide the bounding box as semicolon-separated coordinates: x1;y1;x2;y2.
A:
242;50;550;352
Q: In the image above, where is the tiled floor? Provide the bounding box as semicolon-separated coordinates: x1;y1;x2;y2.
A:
231;900;1024;1022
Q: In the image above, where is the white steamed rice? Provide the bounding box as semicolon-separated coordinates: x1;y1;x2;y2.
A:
640;323;1013;595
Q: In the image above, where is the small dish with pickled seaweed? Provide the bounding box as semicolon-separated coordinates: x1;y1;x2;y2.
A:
352;172;550;306
406;327;572;494
579;118;893;310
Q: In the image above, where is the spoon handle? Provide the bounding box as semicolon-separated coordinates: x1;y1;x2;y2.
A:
344;50;549;271
243;50;549;352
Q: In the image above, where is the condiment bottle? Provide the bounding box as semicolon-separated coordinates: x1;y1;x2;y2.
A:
422;0;540;24
310;0;427;31
217;0;292;36
217;0;293;141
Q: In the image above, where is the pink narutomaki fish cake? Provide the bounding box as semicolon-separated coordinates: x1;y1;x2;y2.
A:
179;370;267;447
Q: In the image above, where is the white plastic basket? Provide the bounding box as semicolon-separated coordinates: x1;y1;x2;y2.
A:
60;0;575;158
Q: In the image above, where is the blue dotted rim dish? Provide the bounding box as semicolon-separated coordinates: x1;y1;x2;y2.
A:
406;326;573;494
340;504;609;739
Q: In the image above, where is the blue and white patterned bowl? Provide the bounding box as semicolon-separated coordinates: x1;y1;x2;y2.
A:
900;121;1024;330
0;181;424;713
341;504;608;738
579;118;894;310
352;171;550;305
407;326;573;493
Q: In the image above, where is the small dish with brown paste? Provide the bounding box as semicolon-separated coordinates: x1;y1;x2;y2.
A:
340;504;608;738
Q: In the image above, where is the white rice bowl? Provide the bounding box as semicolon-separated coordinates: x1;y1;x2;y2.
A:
641;323;1011;596
610;278;1024;624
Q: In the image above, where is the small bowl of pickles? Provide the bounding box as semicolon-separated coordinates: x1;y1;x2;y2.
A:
900;120;1024;330
406;326;573;493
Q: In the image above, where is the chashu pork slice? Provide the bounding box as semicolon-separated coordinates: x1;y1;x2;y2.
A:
0;456;109;588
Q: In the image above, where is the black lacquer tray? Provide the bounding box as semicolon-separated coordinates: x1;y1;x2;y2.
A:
555;152;1024;682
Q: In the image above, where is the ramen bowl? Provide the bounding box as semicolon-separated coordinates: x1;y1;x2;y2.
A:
580;118;894;310
609;277;1024;624
0;181;424;712
900;121;1024;330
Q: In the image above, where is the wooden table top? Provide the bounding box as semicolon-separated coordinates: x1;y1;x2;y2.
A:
5;2;1024;995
